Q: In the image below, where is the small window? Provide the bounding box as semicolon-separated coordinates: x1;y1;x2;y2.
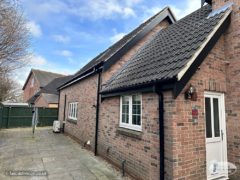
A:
68;102;78;120
205;96;221;138
30;78;34;87
120;94;142;131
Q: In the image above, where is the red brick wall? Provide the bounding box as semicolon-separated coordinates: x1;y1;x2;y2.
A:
167;36;228;179
98;35;228;179
58;74;98;151
98;93;159;180
58;19;171;153
34;95;49;107
213;1;240;179
23;73;40;102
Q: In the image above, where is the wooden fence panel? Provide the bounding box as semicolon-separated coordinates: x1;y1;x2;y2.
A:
0;106;58;128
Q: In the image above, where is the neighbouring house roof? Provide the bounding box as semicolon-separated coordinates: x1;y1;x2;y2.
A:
41;75;73;94
101;4;232;96
27;75;72;105
23;69;64;90
41;93;59;104
59;7;176;90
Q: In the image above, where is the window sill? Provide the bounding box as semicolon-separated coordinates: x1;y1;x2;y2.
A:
117;127;142;140
67;119;77;124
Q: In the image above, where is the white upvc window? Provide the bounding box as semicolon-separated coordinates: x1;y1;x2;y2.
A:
120;94;142;131
68;102;78;120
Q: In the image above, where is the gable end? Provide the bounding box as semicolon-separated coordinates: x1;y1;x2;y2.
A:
173;11;231;98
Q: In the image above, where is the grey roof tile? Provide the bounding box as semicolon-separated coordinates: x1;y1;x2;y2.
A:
27;75;72;104
102;5;230;93
32;69;64;88
65;7;175;85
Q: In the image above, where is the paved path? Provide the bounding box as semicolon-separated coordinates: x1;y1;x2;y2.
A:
0;127;124;180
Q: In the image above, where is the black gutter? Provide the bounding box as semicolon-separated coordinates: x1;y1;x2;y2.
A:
94;70;102;156
58;62;103;90
101;78;176;99
155;87;165;180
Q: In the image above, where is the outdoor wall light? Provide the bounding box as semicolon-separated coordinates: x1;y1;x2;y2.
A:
185;84;197;101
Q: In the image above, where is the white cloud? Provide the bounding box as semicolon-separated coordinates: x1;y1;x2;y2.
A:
29;55;47;66
68;0;137;20
123;7;136;18
110;32;126;43
170;0;201;20
13;68;30;86
141;0;201;22
56;50;73;57
53;34;70;43
26;21;42;38
124;0;143;7
14;54;48;86
23;0;141;21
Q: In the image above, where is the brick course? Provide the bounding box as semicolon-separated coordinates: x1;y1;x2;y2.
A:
212;0;240;179
23;74;40;103
98;35;228;180
58;74;98;151
58;20;170;152
58;3;240;179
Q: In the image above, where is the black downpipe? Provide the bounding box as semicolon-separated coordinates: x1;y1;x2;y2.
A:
94;71;101;156
156;90;164;180
121;160;126;177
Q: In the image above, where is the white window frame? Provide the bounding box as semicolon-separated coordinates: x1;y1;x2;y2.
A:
120;94;142;131
68;102;78;120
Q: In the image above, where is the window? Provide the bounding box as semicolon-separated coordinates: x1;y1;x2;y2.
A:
205;96;221;138
30;78;34;87
68;102;78;120
120;95;142;131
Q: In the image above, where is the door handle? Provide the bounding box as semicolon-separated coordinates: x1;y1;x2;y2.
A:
221;130;224;141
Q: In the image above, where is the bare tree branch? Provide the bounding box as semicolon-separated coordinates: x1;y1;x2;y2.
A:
0;0;30;102
0;0;30;75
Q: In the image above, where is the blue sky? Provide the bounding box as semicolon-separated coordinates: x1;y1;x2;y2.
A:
16;0;201;85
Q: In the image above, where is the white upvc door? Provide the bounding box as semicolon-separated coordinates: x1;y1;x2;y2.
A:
204;92;228;180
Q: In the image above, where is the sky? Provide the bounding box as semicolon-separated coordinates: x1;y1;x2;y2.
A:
15;0;201;86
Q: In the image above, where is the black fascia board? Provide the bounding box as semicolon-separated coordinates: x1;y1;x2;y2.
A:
59;9;175;91
103;10;174;71
173;14;231;98
101;78;176;99
101;85;155;99
58;62;103;90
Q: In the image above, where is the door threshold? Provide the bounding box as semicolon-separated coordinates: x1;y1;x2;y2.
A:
208;176;228;180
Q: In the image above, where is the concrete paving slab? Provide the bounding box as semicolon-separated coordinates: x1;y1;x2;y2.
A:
0;127;128;180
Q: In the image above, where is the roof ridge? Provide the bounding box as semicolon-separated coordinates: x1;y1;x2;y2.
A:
101;4;231;95
67;6;176;86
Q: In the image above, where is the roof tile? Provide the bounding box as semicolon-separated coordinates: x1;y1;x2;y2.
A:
102;5;230;93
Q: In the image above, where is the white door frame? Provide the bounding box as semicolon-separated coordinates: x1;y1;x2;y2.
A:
204;91;228;180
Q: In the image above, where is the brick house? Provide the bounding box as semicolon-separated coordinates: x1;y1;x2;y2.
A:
58;0;240;179
22;69;68;108
28;75;73;108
